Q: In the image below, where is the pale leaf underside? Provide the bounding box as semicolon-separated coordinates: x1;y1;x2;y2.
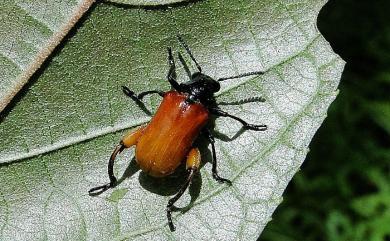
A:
0;0;95;112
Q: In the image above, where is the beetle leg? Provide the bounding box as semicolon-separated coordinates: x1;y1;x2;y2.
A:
167;47;182;91
209;108;267;131
166;148;200;232
88;126;146;196
137;90;165;99
204;129;232;185
122;86;164;103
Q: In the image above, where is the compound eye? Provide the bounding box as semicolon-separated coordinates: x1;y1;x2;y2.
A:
213;81;221;92
191;72;201;79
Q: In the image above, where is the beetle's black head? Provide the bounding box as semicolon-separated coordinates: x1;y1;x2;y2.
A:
180;72;220;105
191;72;220;92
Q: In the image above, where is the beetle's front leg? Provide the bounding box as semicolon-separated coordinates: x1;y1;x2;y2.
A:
88;126;146;196
166;148;200;232
209;108;267;131
122;86;164;103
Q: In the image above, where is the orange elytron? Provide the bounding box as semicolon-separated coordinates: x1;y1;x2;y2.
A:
136;91;208;177
89;36;267;231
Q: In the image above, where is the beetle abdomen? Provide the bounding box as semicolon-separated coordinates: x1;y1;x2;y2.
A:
135;91;209;177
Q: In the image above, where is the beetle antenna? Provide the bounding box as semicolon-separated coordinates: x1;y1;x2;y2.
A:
177;52;192;79
217;71;264;82
177;35;202;73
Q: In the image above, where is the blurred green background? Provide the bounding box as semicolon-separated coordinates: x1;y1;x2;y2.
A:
260;0;390;240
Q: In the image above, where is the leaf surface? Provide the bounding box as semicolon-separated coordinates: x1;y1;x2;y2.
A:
0;1;344;240
0;0;95;112
107;0;187;6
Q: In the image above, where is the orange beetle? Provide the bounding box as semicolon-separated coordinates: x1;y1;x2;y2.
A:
89;36;267;231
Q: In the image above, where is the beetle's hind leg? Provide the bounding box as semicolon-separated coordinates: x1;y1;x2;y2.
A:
122;86;164;103
167;148;201;232
88;126;146;196
88;145;124;195
204;128;232;185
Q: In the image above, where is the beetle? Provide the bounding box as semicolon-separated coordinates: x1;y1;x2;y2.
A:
88;36;267;231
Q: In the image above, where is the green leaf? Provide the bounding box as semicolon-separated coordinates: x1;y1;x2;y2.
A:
0;0;344;240
108;0;187;6
0;0;95;112
368;101;390;135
